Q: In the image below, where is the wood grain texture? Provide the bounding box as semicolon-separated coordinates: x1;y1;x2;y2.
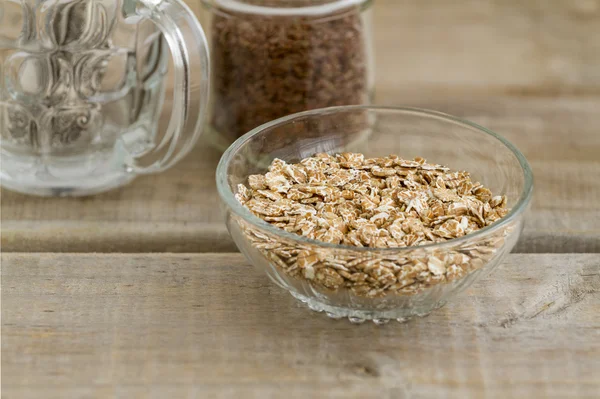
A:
371;0;600;94
1;1;599;253
2;95;599;253
2;253;599;398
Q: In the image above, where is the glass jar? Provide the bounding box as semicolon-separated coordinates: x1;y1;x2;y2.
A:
197;0;375;146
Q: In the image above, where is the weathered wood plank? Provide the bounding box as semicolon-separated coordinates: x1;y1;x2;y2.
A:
2;253;599;398
2;1;600;253
371;0;600;94
2;95;598;253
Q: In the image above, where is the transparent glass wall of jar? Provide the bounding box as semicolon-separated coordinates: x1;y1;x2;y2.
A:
0;0;209;196
196;0;374;146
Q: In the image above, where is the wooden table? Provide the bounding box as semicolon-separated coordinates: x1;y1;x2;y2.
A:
2;1;599;397
2;253;599;398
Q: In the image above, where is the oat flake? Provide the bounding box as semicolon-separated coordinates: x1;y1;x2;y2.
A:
235;153;512;297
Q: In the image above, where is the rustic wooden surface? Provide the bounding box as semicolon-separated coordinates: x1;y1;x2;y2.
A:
2;94;599;253
372;0;600;95
2;253;599;398
2;2;600;253
1;2;600;397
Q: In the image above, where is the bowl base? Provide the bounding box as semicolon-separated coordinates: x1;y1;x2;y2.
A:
290;291;447;325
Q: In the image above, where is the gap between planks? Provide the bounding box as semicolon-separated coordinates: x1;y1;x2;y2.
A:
1;221;599;253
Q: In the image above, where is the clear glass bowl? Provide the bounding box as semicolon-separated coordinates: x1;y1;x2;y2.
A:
216;106;533;324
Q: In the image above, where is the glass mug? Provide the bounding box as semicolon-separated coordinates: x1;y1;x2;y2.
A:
0;0;209;196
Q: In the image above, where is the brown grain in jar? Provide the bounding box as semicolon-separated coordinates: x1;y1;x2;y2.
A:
198;0;374;142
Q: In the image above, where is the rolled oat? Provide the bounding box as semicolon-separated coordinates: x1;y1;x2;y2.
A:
235;153;513;297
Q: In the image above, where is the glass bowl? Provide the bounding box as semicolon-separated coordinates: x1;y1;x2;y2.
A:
216;106;533;324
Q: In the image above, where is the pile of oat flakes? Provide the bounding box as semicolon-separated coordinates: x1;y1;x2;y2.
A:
235;153;512;297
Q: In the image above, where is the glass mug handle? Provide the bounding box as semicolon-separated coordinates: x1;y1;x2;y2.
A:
124;0;210;174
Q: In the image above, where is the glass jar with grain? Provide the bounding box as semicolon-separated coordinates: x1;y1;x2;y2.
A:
197;0;375;144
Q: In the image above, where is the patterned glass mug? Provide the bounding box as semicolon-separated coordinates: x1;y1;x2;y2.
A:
0;0;209;196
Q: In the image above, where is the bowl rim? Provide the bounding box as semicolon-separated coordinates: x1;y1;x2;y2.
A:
216;105;534;253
